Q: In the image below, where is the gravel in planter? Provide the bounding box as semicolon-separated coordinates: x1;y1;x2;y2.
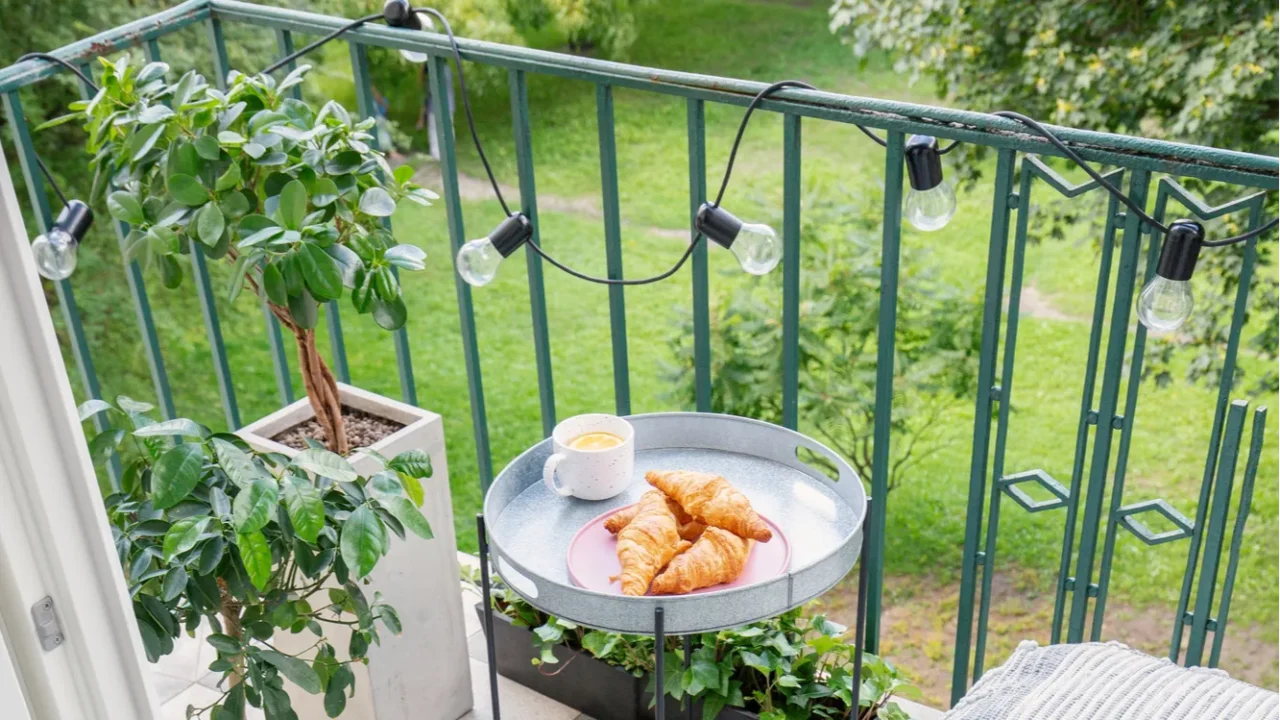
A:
272;406;404;452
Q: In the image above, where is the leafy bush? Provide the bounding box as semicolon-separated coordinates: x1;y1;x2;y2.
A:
667;197;982;491
54;57;436;452
83;395;435;719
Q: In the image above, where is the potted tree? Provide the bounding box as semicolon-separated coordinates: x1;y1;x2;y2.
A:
81;397;435;719
65;57;470;719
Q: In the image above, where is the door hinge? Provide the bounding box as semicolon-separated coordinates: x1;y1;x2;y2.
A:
30;596;65;652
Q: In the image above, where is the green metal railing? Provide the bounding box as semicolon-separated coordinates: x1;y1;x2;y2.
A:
1;0;1275;705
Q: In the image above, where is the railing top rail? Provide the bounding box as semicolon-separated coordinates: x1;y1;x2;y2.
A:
0;0;1275;190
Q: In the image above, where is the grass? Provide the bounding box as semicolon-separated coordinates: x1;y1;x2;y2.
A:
43;0;1277;677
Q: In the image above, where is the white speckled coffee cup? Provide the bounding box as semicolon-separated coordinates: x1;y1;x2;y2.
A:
542;414;635;501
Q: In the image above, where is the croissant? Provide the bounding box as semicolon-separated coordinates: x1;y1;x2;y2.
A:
614;490;692;595
604;499;706;542
651;527;752;595
645;470;772;542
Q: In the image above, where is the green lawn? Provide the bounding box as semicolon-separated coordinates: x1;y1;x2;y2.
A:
48;0;1277;663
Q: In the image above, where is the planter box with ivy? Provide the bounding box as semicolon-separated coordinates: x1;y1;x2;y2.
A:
468;574;918;720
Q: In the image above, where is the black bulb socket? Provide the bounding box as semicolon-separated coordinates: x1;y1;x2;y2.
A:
489;213;533;258
904;134;944;192
54;199;93;243
695;202;743;249
1155;220;1204;282
383;0;423;30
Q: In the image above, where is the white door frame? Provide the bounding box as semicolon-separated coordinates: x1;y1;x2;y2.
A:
0;148;159;718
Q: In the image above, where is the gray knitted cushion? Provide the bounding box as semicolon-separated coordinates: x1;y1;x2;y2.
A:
943;641;1278;720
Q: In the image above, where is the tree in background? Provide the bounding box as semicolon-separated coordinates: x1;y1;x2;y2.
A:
828;0;1279;393
667;195;982;491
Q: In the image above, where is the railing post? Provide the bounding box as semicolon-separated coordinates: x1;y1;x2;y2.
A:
596;84;630;416
430;53;493;489
866;131;906;655
687;99;711;413
780;115;801;431
952;147;1015;703
508;69;556;437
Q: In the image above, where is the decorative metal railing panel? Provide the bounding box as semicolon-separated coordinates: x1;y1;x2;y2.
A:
0;0;1274;705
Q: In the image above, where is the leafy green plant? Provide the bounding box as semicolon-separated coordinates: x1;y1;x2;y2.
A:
83;396;435;719
54;56;437;453
467;569;917;718
668;195;982;491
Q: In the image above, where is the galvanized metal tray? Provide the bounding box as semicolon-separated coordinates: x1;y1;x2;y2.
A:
483;412;867;634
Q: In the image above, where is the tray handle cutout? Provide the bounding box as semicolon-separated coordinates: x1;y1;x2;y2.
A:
497;556;540;599
795;443;842;483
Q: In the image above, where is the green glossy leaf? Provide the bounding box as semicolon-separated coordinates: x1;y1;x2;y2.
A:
259;650;323;694
212;438;264;490
207;632;242;654
133;418;205;438
167;173;208;206
232;477;279;533
138;105;176;124
162;566;188;601
387;449;432;479
380;496;432;540
399;474;424;507
129;123;166;161
324;150;361;175
78;399;114;422
302;243;342;300
236;530;272;589
263;262;288;305
324;664;354;717
194;135;221;160
392;165;415;184
215;162;242;192
217;130;245;146
372;295;407;331
278;179;308;229
196;203;225;247
167;139;200;179
293;448;358;483
341;505;387;579
162;516;210;561
107;191;145;225
357;187;396;217
152;443;205;509
288;289;319;330
238;225;285;249
242;141;265;159
311;177;340;207
383;243;426;271
282;475;325;544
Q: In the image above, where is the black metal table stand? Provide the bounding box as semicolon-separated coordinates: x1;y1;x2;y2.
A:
476;498;873;720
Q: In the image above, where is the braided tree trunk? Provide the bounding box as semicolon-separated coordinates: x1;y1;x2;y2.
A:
218;579;246;686
265;302;349;456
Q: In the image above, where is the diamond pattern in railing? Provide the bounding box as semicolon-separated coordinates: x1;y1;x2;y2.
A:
1116;499;1194;546
998;469;1070;513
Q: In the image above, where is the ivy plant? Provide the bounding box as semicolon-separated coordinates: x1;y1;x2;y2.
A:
466;569;918;719
55;56;438;454
83;396;435;719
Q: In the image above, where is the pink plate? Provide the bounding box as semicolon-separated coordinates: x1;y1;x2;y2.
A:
567;505;791;596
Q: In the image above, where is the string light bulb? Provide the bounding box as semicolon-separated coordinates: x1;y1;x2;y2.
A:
903;135;956;232
382;0;432;62
31;199;92;281
694;203;781;275
1137;220;1203;334
456;213;533;287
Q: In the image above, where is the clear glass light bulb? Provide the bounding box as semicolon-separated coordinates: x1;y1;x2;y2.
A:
1137;276;1194;334
457;236;503;287
399;11;430;62
904;181;957;232
731;222;781;275
31;227;78;280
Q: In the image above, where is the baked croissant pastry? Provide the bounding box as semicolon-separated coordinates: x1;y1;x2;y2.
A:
613;490;692;596
651;527;752;595
645;470;773;542
604;499;706;542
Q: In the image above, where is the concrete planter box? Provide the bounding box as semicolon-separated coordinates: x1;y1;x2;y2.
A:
240;382;472;720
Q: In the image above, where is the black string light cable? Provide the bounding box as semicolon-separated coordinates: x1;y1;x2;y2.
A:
260;13;386;77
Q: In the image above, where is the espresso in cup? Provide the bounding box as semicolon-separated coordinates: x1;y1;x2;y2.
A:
543;414;634;500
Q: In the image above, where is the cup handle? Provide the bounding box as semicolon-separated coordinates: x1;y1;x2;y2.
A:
542;453;573;497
